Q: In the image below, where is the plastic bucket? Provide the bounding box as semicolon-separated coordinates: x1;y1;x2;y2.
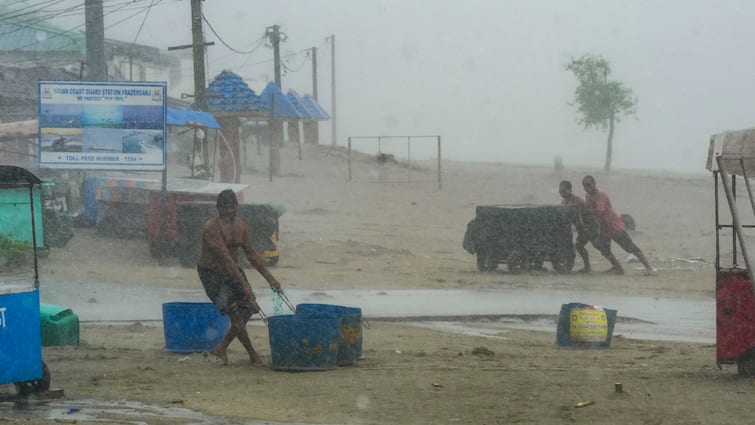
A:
267;314;340;371
162;302;230;353
295;303;363;366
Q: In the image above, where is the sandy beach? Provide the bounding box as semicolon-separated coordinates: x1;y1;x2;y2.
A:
4;141;741;425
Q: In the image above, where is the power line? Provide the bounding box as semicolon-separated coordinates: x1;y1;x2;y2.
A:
0;0;145;22
0;0;69;22
281;51;310;74
4;0;151;55
234;46;315;72
201;13;266;55
123;0;157;55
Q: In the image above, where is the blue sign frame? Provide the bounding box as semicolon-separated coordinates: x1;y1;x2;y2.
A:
38;81;167;171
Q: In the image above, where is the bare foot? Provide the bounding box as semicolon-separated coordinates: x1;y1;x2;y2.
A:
644;267;658;276
603;267;624;275
249;353;268;368
209;349;229;366
577;267;591;274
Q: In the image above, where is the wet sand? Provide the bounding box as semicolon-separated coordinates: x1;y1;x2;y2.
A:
12;141;743;424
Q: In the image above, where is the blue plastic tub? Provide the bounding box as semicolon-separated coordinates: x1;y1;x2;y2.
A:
162;302;230;353
268;314;340;371
295;303;363;366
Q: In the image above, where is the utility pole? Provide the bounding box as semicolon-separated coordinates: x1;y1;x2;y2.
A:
267;25;283;177
84;0;106;81
330;34;337;146
311;47;318;100
311;46;319;145
271;25;282;88
169;4;214;101
190;0;207;110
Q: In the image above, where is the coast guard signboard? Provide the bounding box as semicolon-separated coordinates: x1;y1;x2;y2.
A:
38;81;167;170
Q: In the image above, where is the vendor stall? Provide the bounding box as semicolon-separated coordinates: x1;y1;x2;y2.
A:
0;165;51;395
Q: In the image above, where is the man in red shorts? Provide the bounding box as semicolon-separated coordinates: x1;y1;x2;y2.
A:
582;175;655;275
197;189;284;366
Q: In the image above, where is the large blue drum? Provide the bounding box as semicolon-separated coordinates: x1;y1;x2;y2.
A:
268;314;341;371
295;303;363;366
162;302;230;353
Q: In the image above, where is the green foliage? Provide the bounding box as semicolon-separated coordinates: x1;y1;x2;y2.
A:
0;233;33;270
565;54;637;130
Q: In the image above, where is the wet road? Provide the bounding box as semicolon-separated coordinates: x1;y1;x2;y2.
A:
2;281;714;424
40;281;715;344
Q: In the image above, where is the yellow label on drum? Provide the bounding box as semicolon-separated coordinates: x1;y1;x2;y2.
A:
340;324;359;344
569;308;608;342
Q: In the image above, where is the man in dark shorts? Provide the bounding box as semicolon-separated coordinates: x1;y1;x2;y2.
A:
197;189;284;366
582;175;655;275
559;180;598;273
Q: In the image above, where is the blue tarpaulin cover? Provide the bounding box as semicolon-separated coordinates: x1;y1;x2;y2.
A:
167;108;220;129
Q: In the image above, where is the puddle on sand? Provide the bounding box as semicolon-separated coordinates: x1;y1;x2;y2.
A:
1;398;326;425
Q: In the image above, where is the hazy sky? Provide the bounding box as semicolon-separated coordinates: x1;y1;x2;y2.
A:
48;0;755;173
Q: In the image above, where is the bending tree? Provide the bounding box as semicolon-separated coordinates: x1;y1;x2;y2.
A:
566;54;637;172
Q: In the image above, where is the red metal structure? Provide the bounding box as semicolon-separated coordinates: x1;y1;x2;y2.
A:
708;129;755;375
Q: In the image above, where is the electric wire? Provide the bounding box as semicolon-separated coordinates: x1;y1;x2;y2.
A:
122;0;157;57
6;0;158;63
201;12;266;55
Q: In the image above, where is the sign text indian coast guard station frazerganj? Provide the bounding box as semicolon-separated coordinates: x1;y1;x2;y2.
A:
38;81;167;171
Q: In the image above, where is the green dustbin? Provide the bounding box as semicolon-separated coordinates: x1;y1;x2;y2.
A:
40;303;80;346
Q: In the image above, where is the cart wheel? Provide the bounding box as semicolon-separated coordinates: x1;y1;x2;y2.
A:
507;251;528;274
737;350;755;376
529;254;545;271
476;250;499;272
14;361;51;396
551;252;575;274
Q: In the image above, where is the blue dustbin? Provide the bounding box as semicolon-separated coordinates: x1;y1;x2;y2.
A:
268;314;341;371
295;303;363;366
162;302;230;353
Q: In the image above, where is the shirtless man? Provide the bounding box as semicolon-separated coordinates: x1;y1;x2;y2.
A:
582;175;655;275
197;189;283;366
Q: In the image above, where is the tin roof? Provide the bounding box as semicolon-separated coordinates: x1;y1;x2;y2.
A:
301;94;330;121
286;89;311;119
0;165;42;185
206;70;268;112
259;82;303;119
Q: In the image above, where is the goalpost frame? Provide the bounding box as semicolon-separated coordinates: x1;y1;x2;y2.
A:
347;135;442;190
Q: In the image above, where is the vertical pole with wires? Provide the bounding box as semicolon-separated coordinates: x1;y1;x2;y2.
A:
267;25;283;177
190;0;207;110
311;46;319;145
84;0;107;81
330;35;337;146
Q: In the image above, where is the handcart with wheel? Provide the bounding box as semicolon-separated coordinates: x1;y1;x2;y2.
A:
463;204;575;273
0;165;51;395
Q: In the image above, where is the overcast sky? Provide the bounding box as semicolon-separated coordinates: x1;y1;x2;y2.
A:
47;0;755;174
